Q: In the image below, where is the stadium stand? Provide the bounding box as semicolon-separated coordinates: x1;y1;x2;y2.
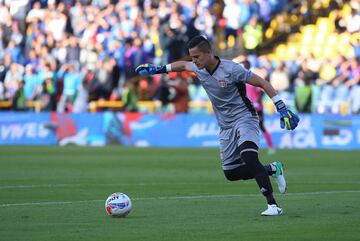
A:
0;0;358;114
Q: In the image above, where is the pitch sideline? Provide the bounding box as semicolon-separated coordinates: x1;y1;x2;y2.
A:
0;190;359;207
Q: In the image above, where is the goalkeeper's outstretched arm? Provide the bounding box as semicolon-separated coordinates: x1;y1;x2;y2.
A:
168;61;193;72
135;61;193;75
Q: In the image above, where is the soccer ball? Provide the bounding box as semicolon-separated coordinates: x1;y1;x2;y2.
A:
105;192;132;217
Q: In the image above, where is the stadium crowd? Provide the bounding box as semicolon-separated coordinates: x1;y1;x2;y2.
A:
0;0;359;114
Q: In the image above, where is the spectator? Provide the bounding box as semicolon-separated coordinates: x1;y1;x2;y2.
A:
8;0;28;25
26;1;45;23
295;78;312;113
164;12;188;62
73;77;89;113
148;16;163;65
222;0;242;48
91;58;115;100
23;64;38;100
0;81;4;100
56;63;82;113
121;81;138;112
348;84;360;114
194;8;215;42
242;17;263;54
4;62;24;100
0;2;11;28
25;49;39;67
136;79;152;101
258;0;272;27
345;58;360;114
294;62;317;88
351;38;360;61
333;9;347;33
38;77;55;111
0;27;4;60
0;54;12;84
45;10;67;42
344;58;360;89
5;40;23;64
269;61;290;92
65;36;81;66
153;77;171;111
123;38;139;79
12;80;26;111
10;22;23;46
168;73;189;113
344;8;360;34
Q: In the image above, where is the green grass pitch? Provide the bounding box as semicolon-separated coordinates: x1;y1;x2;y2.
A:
0;146;359;241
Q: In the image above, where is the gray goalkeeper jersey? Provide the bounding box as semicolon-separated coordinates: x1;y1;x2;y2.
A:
192;57;257;129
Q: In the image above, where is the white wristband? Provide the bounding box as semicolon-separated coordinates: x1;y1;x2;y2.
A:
271;95;281;104
166;64;172;72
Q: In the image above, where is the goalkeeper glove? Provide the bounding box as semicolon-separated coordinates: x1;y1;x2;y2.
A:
135;64;168;75
273;97;300;130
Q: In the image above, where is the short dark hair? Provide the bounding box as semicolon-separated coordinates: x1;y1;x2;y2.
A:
187;35;211;52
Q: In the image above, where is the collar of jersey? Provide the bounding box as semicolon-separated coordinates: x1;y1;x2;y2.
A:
206;56;221;76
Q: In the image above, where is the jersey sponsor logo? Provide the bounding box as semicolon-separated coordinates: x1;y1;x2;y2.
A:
218;79;228;88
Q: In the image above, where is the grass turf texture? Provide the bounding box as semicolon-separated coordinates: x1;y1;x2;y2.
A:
0;146;359;241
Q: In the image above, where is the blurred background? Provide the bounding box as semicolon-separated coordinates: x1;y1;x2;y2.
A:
0;2;359;239
0;0;359;149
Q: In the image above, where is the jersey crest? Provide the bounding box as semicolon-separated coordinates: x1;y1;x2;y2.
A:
218;79;228;88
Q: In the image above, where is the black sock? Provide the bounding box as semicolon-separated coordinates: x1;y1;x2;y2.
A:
254;172;277;205
264;164;276;176
239;141;277;206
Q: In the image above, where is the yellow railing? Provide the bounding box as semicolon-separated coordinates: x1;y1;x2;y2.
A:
1;100;351;115
89;100;213;113
0;100;42;112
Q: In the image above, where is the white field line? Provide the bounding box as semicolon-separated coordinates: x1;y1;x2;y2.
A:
0;183;203;190
0;190;359;208
1;181;360;190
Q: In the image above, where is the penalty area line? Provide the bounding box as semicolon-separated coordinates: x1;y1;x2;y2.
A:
0;190;359;207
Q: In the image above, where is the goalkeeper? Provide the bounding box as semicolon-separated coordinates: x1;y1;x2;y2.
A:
136;35;299;216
